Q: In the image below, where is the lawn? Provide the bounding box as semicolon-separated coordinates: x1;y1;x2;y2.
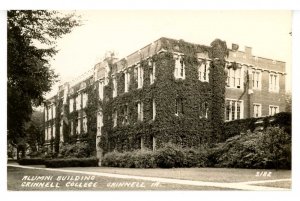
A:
7;166;229;191
61;166;291;183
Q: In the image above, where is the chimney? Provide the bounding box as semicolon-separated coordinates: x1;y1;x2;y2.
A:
245;46;252;56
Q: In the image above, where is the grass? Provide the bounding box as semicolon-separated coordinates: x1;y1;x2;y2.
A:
7;166;229;191
251;181;292;189
61;166;291;183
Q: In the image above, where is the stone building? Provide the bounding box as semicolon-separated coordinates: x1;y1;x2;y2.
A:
43;37;286;160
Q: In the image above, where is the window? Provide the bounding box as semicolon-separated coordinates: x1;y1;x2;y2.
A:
70;121;73;135
82;93;88;108
137;65;143;88
113;110;118;127
80;82;86;90
174;56;185;79
137;102;144;121
48;107;52;120
152;99;156;120
124;71;130;92
225;99;243;121
269;105;279;116
227;67;242;88
48;126;51;140
53;125;56;138
269;73;279;92
60;120;64;142
97;112;103;136
45;128;48;140
53;105;56;118
69;98;74;113
122;105;129;125
76;118;81;134
252;70;262;90
44;108;47;121
253;103;262;118
175;98;184;116
199;102;209;119
76;95;81;110
149;60;156;84
112;76;117;97
198;60;210;82
83;116;88;133
99;81;104;100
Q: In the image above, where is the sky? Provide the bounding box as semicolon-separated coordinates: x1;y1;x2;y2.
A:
46;10;292;97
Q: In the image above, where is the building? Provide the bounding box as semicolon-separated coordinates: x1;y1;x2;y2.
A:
43;37;286;160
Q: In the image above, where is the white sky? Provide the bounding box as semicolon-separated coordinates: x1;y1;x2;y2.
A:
46;10;292;97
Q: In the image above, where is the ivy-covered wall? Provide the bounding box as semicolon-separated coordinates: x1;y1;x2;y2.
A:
99;39;228;153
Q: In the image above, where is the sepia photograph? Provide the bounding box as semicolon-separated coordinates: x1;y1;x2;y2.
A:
4;8;294;195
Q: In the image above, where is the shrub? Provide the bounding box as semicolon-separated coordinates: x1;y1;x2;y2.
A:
58;142;92;158
18;158;45;165
45;157;98;168
182;148;208;167
154;143;185;168
210;127;291;169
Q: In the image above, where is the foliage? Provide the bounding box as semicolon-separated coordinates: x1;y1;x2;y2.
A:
18;158;45;165
100;38;228;153
7;10;81;158
285;92;292;112
223;112;291;140
102;143;209;168
45;157;98;168
209;127;291;169
58;142;93;158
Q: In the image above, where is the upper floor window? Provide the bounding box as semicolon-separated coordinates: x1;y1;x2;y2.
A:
269;73;279;92
99;81;104;100
97;112;103;136
124;71;130;92
152;99;156;120
137;101;144;121
70;121;73;136
149;60;156;84
53;105;56;118
60;120;63;142
69;98;74;113
225;99;243;121
253;103;262;118
199;102;209;119
198;60;210;82
48;107;52;120
112;76;117;98
227;67;242;89
82;93;88;108
52;125;56;138
80;82;86;90
76;118;81;134
175;98;184;116
137;65;143;89
113;110;118;127
174;56;185;79
83;115;88;133
269;105;279;116
122;105;129;125
252;70;262;90
76;95;81;111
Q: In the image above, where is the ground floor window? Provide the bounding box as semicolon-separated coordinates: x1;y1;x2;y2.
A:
269;105;279;116
253;103;262;118
225;99;243;121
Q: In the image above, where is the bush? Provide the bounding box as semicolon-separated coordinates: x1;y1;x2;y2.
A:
182;148;208;167
210;127;291;169
18;158;45;165
45;157;98;168
58;142;92;158
155;143;185;168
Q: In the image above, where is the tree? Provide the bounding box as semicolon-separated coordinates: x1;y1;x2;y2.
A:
7;10;81;158
285;92;292;112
